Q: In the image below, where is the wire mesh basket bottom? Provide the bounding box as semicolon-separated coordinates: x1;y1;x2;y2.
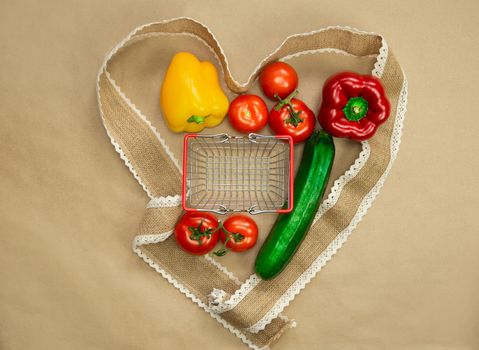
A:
182;133;293;214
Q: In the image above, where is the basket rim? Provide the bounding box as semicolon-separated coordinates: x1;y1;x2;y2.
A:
181;133;294;215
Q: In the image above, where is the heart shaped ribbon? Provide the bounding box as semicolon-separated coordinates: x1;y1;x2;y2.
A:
97;17;407;349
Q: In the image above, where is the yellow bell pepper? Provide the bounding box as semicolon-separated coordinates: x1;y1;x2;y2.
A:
160;52;229;133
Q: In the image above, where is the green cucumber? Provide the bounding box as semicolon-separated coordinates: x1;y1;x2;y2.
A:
255;131;335;280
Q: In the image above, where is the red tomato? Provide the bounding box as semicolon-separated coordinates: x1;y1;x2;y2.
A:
228;94;268;133
259;62;298;100
174;212;219;255
219;215;258;253
269;98;316;143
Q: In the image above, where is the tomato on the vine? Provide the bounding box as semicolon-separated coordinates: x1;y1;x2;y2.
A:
269;91;316;143
259;61;298;100
174;212;219;255
228;94;268;133
217;215;258;254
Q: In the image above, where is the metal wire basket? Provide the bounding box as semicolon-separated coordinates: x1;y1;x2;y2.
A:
182;133;294;215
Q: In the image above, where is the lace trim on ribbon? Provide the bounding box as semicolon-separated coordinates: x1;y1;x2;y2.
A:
246;76;408;334
147;196;182;208
133;233;296;350
205;33;391;332
97;17;405;344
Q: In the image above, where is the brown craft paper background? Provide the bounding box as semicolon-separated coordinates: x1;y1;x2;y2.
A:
1;1;479;349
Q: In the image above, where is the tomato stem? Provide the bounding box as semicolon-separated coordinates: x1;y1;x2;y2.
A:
274;89;298;110
212;221;244;257
285;106;303;127
188;219;214;245
274;90;304;127
188;220;244;256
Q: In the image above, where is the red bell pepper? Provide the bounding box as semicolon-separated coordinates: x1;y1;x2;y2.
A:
318;72;391;141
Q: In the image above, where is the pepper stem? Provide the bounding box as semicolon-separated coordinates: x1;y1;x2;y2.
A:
343;97;368;122
187;115;208;124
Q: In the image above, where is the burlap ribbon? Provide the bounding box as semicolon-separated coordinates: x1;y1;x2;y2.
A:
97;18;407;349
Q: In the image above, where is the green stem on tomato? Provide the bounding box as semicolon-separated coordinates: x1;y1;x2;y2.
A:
188;219;214;245
212;222;244;257
285;105;303;127
188;219;244;256
274;90;298;111
274;90;304;127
